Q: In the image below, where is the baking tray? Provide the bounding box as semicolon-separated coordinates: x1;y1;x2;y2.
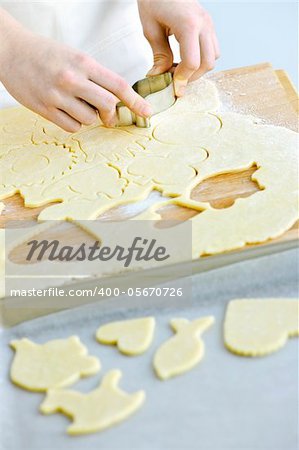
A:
1;231;297;328
0;248;298;450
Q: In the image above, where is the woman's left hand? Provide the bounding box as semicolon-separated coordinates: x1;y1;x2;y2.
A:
138;0;220;96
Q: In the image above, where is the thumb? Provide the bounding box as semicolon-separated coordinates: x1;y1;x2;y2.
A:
144;25;173;76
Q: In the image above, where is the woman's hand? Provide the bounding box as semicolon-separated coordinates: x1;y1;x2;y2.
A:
138;0;220;96
0;9;151;132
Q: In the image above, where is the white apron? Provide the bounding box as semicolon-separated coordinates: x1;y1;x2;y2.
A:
0;1;152;108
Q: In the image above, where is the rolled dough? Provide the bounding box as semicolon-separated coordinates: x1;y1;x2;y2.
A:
0;77;298;261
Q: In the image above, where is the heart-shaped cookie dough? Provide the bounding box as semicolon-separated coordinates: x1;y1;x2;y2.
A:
224;299;299;356
96;317;155;355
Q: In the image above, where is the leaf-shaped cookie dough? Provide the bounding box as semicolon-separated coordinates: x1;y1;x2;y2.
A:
10;336;100;391
40;370;145;435
224;298;299;356
153;316;214;380
96;317;155;355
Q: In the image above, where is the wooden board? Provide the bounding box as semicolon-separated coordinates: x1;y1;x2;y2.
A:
1;63;298;262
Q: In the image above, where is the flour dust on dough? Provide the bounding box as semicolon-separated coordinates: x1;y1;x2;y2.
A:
40;369;145;435
153;316;214;380
10;336;101;391
96;317;156;355
0;77;298;259
224;298;299;356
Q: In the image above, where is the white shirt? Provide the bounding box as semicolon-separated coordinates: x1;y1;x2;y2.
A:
0;1;152;108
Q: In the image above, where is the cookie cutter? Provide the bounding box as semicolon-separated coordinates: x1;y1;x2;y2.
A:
116;72;176;128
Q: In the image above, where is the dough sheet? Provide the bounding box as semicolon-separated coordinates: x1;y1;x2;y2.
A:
0;78;297;260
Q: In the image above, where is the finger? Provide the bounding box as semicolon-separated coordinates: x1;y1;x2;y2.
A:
61;97;97;126
168;63;178;73
77;81;119;127
212;32;221;59
190;33;216;81
143;23;173;76
173;31;201;96
40;108;82;133
88;64;152;118
208;18;220;60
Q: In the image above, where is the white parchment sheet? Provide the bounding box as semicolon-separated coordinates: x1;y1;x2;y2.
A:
0;249;298;450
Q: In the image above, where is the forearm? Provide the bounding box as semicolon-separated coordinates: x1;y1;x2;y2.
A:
0;7;28;78
0;7;151;131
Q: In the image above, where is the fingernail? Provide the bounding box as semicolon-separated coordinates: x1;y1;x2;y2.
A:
146;66;161;77
141;104;152;117
106;119;116;128
174;79;187;97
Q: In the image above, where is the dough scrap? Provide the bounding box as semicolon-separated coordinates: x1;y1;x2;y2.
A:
224;298;299;356
153;316;214;380
10;336;100;391
40;369;145;435
0;78;298;258
96;317;155;355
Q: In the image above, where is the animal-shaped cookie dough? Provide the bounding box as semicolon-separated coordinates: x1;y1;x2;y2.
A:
40;370;145;435
224;298;299;356
96;317;155;355
153;316;214;380
10;336;100;391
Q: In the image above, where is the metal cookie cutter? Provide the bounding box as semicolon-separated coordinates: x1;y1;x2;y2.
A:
116;72;176;128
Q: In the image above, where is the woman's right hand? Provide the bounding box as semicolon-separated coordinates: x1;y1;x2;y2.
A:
0;10;152;132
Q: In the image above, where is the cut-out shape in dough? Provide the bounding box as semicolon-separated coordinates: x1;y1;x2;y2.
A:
0;143;78;186
127;156;196;186
153;316;214;380
10;336;100;391
191;164;263;209
224;298;299;356
96;317;155;355
153;112;221;144
40;369;145;435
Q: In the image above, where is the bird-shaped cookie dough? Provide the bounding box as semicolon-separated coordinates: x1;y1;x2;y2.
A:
153;316;215;380
10;336;100;391
40;370;145;435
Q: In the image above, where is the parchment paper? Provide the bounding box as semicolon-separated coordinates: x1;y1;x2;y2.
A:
0;248;298;450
